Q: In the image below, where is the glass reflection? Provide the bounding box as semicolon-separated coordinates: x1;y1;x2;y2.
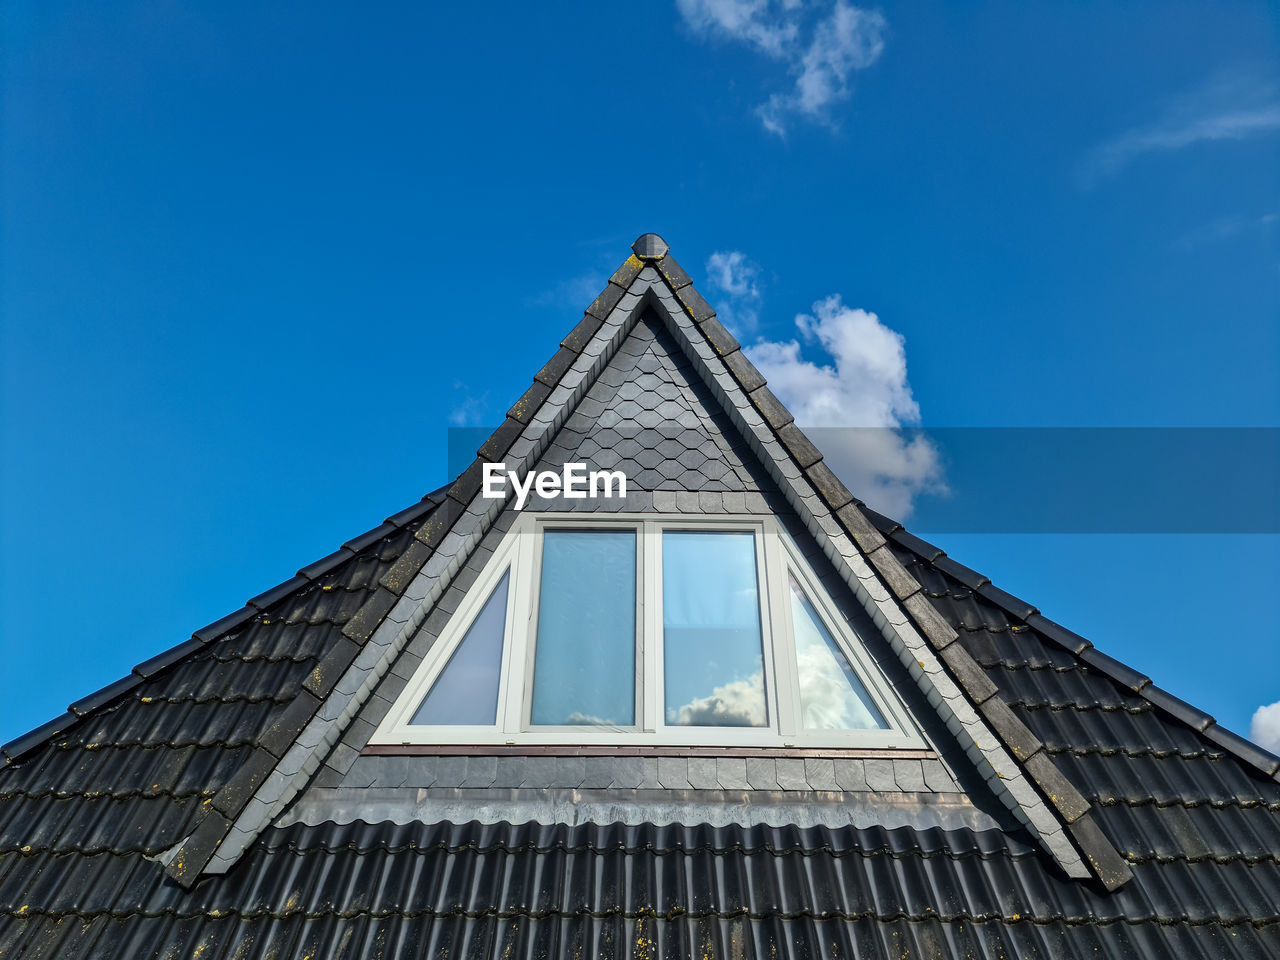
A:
663;531;768;727
530;530;637;725
789;575;888;730
411;570;509;725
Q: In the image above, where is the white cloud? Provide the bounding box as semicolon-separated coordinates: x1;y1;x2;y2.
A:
677;0;886;135
758;3;885;135
669;672;767;727
795;645;881;730
675;0;799;57
1082;70;1280;185
1251;700;1280;755
706;249;762;332
565;711;622;726
708;250;761;299
448;381;489;427
746;294;943;518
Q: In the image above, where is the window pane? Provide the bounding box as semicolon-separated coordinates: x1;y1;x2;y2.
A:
410;570;509;725
530;530;637;726
663;531;767;727
789;575;888;730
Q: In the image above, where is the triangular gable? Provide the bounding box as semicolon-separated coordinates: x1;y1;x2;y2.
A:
533;313;762;496
149;233;1141;890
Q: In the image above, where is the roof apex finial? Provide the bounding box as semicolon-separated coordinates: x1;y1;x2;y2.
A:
632;233;669;261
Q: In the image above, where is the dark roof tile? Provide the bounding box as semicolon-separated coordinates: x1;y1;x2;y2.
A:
940;643;999;704
932;555;990;591
247;575;310;612
1023;750;1090;823
835;503;887;553
889;527;944;561
658;253;693;290
341;522;397;555
67;675;144;718
586;281;626;321
1024;613;1092;655
722;348;766;392
976;693;1045;762
191;607;256;644
676;282;716;323
748;385;793;430
257;690;323;759
132;637;206;680
209;746;278;818
382;497;437;529
609;253;645;288
1143;685;1215;733
1;713;78;762
776;423;823;469
976;582;1038;620
561;314;604;352
378;538;432;594
803;460;854;511
698;316;739;356
446;459;484;505
305;636;360;697
534;345;578;387
507;378;552;423
296;548;353;582
1201;724;1280;777
1078;646;1152;693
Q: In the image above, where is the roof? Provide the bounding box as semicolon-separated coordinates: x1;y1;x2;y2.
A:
2;234;1278;959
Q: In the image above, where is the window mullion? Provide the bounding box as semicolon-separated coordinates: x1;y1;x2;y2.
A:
498;517;537;736
643;520;662;735
760;519;797;740
633;521;645;736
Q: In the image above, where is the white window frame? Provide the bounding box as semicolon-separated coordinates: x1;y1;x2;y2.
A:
371;513;924;749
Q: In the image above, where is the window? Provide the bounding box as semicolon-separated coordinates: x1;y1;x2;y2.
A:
410;570;509;726
662;531;767;728
372;514;921;749
530;530;637;727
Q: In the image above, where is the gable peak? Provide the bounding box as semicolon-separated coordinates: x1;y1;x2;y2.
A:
632;232;669;261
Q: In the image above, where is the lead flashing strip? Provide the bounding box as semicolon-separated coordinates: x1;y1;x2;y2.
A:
277;786;1002;834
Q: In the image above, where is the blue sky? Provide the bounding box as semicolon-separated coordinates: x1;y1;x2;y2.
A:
2;1;1277;746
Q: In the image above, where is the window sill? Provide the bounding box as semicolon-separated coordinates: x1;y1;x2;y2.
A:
362;743;938;760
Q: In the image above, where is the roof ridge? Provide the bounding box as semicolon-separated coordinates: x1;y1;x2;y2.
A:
857;507;1280;781
0;484;449;766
